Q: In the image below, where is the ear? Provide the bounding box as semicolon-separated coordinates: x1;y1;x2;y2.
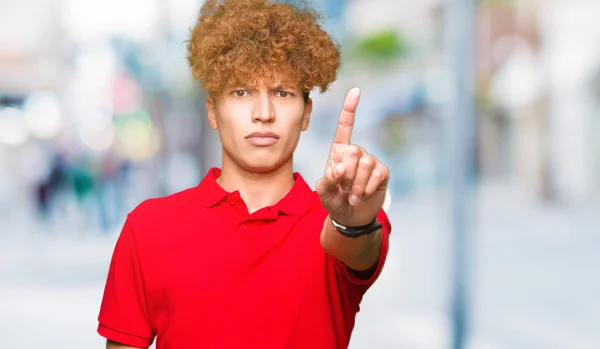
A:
205;97;218;130
301;98;312;131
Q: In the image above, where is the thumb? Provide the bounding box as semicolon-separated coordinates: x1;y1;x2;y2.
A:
316;162;345;198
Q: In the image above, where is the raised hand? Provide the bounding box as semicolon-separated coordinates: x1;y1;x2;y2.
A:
316;88;390;228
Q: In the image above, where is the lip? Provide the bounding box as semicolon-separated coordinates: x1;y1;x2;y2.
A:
245;132;280;139
245;132;280;146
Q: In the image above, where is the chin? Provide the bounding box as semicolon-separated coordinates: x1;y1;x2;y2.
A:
238;157;289;174
241;162;281;174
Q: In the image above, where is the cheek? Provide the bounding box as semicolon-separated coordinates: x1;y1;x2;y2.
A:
276;103;305;125
216;105;247;134
280;118;304;148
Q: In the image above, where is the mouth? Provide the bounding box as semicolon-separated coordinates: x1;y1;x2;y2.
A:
245;132;280;146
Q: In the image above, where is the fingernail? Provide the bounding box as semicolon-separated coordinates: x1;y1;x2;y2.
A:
349;195;359;206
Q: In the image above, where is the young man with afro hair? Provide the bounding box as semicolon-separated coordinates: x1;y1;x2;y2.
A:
98;1;392;348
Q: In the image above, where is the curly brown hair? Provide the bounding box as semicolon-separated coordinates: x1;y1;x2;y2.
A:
187;0;341;99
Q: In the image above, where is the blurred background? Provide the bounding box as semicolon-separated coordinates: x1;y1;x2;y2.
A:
1;0;599;348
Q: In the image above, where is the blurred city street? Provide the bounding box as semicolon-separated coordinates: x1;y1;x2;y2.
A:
1;181;598;349
2;0;600;348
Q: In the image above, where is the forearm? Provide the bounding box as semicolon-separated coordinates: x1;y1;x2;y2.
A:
320;215;382;271
107;340;145;349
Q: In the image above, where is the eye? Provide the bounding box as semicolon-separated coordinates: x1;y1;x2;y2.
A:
276;90;291;98
232;90;248;97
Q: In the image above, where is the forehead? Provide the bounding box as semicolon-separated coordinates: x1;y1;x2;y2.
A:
233;70;300;88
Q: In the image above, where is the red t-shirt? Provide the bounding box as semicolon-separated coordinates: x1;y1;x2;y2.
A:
98;168;391;349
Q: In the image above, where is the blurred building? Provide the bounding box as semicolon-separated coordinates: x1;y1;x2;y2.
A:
475;0;600;203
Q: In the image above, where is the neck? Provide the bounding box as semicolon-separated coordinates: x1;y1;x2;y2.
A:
217;155;295;214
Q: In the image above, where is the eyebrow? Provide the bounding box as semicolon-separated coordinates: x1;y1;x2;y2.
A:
232;82;300;91
233;83;255;89
271;83;300;91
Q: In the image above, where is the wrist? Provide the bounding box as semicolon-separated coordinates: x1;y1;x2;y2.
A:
328;214;382;239
329;209;379;228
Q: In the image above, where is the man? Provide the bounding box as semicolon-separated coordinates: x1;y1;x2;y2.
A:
98;1;392;348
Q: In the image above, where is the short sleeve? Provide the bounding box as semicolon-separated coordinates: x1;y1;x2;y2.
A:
333;209;392;295
98;220;155;348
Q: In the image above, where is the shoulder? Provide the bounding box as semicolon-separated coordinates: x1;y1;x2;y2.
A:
127;186;201;230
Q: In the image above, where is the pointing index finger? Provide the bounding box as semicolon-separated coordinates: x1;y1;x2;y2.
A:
332;87;360;145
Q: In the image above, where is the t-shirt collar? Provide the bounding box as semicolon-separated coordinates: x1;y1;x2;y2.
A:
197;167;315;215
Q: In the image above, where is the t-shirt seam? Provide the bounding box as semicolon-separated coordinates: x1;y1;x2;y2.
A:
98;322;154;341
124;217;157;336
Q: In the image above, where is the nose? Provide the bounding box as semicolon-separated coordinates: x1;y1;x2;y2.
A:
252;92;275;123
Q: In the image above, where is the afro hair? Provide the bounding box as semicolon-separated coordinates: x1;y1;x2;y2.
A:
187;0;341;97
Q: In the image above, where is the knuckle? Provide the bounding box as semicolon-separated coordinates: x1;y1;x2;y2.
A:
381;165;390;178
352;184;365;195
369;155;379;167
339;120;353;127
359;156;371;168
373;163;390;177
345;145;361;156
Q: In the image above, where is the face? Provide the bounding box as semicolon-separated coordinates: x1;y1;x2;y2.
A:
206;71;312;173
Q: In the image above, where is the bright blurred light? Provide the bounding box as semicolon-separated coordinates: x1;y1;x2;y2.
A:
78;108;116;152
115;109;152;142
491;34;524;67
22;92;63;139
383;190;392;213
0;107;29;146
113;74;143;115
114;109;161;160
73;41;117;89
61;0;160;42
116;126;161;161
79;120;116;152
79;108;114;132
491;43;543;109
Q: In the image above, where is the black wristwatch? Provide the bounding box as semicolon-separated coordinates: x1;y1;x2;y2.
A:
329;215;382;239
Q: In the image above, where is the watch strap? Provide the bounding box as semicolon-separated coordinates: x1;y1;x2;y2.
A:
329;215;383;239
